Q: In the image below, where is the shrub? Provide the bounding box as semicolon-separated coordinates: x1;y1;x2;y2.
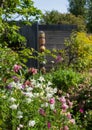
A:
52;68;83;92
64;32;92;71
0;47;21;87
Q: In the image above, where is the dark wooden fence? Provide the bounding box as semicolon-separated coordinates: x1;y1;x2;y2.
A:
18;23;77;69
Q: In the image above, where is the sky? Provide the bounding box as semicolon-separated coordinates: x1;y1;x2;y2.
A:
34;0;69;13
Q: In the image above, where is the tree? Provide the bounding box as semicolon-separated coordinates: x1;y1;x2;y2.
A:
68;0;87;17
41;10;86;31
0;0;42;86
0;0;42;50
86;0;92;32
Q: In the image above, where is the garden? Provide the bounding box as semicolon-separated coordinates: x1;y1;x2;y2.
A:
0;0;92;130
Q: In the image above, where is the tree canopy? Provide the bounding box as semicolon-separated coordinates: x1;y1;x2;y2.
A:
68;0;87;17
41;10;86;32
68;0;92;32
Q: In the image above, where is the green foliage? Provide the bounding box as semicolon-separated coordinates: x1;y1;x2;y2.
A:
0;0;42;22
64;32;92;71
68;0;87;17
86;0;92;32
0;0;42;50
0;46;20;87
41;10;86;31
52;68;82;92
0;0;43;87
68;0;92;32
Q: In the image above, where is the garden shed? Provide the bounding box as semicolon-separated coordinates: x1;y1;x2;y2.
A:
19;23;77;68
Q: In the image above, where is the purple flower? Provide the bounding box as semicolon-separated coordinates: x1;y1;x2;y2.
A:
12;76;19;82
47;122;51;129
39;108;46;116
6;85;12;90
79;108;84;113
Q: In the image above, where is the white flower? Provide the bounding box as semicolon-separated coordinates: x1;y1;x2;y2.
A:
9;82;16;88
9;97;16;102
17;127;20;130
25;92;33;98
10;104;18;110
40;91;44;96
26;87;33;92
41;102;48;108
53;88;57;93
36;83;41;88
46;93;53;99
17;111;23;119
34;93;39;97
42;60;46;64
26;98;32;103
47;81;52;86
38;76;45;82
31;79;36;85
50;104;55;110
51;61;55;64
28;120;36;127
16;82;23;89
19;124;23;128
45;102;49;107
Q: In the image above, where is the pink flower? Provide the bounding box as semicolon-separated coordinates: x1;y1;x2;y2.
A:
59;96;66;103
28;67;37;75
47;122;51;129
56;53;63;63
63;126;69;130
67;100;73;108
13;64;22;73
79;108;84;113
49;98;55;104
67;112;72;119
62;103;68;110
70;119;75;124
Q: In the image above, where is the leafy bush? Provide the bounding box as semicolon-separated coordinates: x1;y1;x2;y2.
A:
0;47;21;87
64;32;92;71
52;68;83;92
